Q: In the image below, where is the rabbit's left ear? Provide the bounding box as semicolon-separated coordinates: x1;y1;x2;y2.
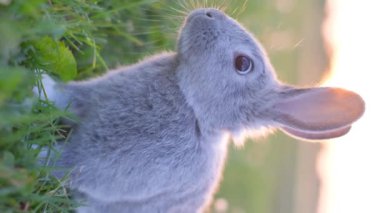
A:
272;87;365;140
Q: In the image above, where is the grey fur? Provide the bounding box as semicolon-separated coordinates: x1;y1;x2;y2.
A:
42;8;364;212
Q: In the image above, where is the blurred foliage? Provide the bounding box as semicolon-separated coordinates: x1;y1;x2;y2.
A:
0;0;174;211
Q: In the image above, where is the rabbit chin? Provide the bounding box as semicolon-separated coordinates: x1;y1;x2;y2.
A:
230;127;276;147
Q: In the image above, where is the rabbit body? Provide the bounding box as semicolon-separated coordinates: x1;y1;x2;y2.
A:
57;53;228;212
42;8;364;213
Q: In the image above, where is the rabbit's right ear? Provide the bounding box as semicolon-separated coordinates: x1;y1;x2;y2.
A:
271;87;365;140
33;74;57;101
35;74;73;111
33;74;68;109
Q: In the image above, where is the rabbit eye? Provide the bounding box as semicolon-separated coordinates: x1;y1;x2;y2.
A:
234;55;254;74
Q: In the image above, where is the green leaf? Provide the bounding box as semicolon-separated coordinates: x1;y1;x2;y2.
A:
32;37;77;81
2;151;15;168
0;66;30;105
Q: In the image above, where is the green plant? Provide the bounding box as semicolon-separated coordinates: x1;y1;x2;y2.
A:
0;0;174;211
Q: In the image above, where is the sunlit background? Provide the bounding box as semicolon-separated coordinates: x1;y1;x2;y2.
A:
319;0;380;213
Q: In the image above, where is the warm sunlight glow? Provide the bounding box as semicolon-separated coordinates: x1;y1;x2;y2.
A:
318;0;380;213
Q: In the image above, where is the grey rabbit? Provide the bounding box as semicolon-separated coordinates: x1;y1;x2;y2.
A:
37;8;365;213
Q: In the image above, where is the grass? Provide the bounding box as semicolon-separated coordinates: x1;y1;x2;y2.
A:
0;0;174;211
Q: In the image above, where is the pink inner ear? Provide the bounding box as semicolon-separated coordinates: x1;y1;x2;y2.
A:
275;87;365;133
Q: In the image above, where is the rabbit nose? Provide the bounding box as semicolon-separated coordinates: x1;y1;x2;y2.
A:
204;9;224;19
186;8;225;24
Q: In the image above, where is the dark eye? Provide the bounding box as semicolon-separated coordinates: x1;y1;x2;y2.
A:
234;55;254;74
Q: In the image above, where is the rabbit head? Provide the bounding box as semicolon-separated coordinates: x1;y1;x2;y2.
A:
176;8;365;141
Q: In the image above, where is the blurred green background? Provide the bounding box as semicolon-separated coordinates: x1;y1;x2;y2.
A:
0;0;327;212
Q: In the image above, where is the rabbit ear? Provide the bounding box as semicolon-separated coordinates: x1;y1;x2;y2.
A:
273;87;365;140
281;126;352;140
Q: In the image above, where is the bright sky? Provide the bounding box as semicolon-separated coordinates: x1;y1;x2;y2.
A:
319;0;380;213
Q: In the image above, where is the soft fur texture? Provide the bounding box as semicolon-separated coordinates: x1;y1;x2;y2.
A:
41;8;365;212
